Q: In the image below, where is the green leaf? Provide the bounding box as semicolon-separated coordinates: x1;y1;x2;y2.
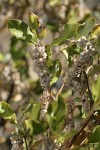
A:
0;101;16;123
89;125;100;143
46;96;66;132
92;76;100;102
76;17;95;38
32;120;45;135
51;23;78;46
50;60;61;85
25;120;44;135
8;19;37;44
66;44;81;55
61;49;73;67
24;101;41;121
61;44;81;61
61;49;69;60
55;96;66;121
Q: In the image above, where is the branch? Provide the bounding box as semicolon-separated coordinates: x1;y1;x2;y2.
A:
60;104;97;150
56;83;65;98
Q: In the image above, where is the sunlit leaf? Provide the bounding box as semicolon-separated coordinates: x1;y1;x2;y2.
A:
0;101;16;123
8;19;37;44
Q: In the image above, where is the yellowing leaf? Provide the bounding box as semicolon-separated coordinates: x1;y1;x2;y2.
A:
29;12;40;33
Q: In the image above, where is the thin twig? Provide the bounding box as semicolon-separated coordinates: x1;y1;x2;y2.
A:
83;71;94;107
56;83;65;98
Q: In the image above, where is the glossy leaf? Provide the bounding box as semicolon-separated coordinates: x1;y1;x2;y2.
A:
51;23;78;46
8;19;37;44
0;101;16;123
76;17;95;38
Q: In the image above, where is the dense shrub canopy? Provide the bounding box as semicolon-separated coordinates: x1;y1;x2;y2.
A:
0;0;100;149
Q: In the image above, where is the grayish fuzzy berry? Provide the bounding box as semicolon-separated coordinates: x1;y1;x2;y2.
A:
33;44;50;90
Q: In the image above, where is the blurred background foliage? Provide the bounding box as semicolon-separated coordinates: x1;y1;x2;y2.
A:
0;0;100;149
